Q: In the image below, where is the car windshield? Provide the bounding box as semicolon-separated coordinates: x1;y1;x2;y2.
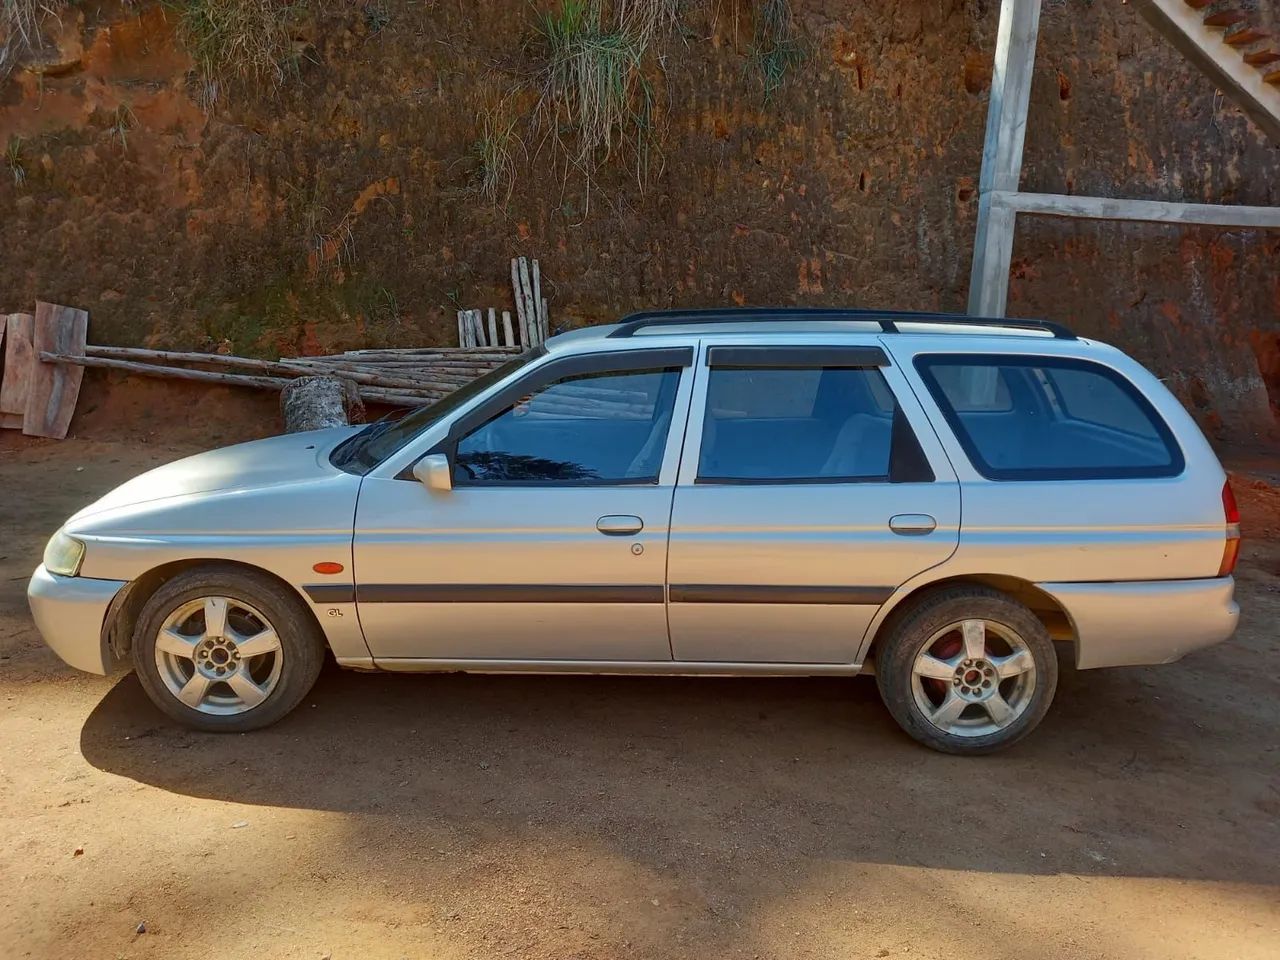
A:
331;346;546;475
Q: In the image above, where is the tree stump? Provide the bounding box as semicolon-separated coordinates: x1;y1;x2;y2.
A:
280;376;363;433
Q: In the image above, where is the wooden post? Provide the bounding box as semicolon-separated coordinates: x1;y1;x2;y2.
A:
487;308;498;347
967;0;1042;318
502;310;514;348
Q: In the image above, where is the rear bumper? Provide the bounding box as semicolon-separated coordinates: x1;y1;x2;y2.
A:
27;564;128;675
1039;576;1239;670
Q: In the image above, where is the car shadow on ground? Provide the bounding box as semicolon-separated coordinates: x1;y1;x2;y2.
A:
78;655;1279;888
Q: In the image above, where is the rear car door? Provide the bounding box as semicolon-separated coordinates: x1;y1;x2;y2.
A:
353;347;694;663
666;342;960;664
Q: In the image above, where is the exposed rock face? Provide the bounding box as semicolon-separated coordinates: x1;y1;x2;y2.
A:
0;0;1276;442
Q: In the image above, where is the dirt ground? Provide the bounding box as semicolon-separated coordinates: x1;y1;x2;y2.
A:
2;405;1279;960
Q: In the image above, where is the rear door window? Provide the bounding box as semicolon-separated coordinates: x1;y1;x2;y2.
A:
915;355;1183;480
696;347;933;483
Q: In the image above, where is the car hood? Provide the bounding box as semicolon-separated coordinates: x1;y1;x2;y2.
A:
70;426;361;522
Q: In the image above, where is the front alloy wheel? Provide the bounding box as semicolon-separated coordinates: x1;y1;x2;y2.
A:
154;596;284;715
132;566;325;732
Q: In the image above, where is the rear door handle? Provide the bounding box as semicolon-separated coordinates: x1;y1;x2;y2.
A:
889;514;937;536
597;515;644;536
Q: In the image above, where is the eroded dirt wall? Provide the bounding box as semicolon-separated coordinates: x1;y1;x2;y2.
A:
1;0;1277;442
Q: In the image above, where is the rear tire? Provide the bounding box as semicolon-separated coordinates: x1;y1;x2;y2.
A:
131;566;325;732
874;586;1058;755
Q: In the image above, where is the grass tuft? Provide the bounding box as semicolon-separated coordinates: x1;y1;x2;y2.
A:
6;135;25;186
109;103;135;150
533;0;658;186
615;0;683;48
1;0;66;80
749;0;803;101
471;101;524;205
362;1;390;36
169;0;304;110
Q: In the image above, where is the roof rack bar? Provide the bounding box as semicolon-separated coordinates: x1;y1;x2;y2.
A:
606;307;1076;340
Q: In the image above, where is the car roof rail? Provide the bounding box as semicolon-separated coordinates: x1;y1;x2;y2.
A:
606;307;1077;340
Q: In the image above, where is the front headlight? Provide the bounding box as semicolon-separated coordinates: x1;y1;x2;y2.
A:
43;530;86;577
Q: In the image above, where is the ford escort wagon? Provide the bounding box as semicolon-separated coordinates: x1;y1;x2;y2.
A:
28;308;1240;753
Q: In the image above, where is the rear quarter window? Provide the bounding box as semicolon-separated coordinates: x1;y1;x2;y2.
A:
915;355;1184;481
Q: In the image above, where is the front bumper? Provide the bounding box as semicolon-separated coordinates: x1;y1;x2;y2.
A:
1039;576;1239;670
27;564;128;675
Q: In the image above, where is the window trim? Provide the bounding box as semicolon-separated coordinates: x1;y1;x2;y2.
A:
693;359;933;486
417;347;693;488
706;345;889;369
914;353;1186;481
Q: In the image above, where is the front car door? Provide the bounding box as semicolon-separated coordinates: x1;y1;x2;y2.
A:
353;346;694;664
666;341;960;664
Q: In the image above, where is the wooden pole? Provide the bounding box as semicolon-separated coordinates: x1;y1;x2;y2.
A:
516;257;538;347
501;310;514;348
86;345;309;377
487;308;498;348
531;258;543;344
40;352;290;390
967;0;1042;318
43;352;459;407
510;259;528;349
336;347;519;357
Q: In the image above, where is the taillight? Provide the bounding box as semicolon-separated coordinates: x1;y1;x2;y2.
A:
1218;479;1241;577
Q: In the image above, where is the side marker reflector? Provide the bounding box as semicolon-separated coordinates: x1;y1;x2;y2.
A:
313;562;345;575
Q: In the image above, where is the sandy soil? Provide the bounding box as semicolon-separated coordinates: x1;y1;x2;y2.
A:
2;428;1278;960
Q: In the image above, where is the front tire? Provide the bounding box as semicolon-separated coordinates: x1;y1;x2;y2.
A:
131;566;325;732
874;586;1058;755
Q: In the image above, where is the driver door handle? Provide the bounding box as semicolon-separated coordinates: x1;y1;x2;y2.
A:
597;515;644;536
889;514;937;536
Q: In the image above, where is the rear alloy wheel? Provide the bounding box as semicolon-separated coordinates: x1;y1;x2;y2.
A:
875;586;1058;754
132;567;324;732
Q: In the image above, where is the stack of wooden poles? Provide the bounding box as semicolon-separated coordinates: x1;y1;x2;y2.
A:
24;257;557;421
281;346;522;406
43;344;521;409
457;256;550;349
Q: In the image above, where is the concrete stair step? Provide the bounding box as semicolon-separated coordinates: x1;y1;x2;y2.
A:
1204;10;1251;28
1224;25;1270;45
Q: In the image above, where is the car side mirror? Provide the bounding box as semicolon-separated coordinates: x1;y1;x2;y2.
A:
412;454;453;493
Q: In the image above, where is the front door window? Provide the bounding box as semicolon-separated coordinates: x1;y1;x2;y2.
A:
454;367;683;484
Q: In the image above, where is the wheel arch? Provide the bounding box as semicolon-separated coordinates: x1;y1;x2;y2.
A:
104;558;329;661
860;574;1078;671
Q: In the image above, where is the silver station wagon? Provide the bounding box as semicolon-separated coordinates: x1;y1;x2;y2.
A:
28;309;1241;753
